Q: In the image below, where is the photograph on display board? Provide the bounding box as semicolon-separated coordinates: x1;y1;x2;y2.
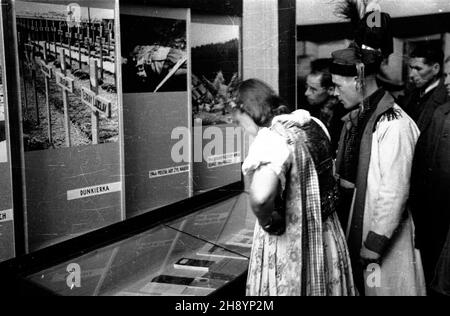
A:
0;67;7;162
120;15;187;93
191;22;240;126
15;1;119;152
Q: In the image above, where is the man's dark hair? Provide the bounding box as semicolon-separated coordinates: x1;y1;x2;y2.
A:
410;43;445;74
310;58;334;89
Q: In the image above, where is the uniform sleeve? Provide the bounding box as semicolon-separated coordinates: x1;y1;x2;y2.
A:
364;113;420;255
242;129;292;193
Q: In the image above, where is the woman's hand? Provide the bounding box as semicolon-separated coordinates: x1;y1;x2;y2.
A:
261;211;286;236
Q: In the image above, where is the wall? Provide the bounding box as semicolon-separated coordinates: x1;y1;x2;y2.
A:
297;0;450;25
242;0;279;91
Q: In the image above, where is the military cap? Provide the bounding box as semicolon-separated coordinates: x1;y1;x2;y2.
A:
330;44;382;77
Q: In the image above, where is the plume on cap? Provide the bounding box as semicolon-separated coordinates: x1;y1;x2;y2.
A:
334;0;393;58
334;0;365;26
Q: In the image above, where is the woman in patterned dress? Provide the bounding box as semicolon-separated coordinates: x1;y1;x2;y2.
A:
232;79;355;296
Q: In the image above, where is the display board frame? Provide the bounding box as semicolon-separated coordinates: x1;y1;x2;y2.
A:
190;14;244;194
0;0;22;259
120;4;194;217
0;0;300;297
13;0;125;252
0;0;252;265
0;5;16;262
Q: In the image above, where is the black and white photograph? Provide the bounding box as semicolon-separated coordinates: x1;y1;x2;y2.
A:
191;22;240;125
15;1;119;151
1;0;450;301
121;14;188;93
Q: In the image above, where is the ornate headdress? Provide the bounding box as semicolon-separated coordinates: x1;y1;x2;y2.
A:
331;0;394;88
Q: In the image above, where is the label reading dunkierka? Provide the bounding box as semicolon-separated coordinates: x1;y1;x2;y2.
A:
0;209;13;223
67;182;121;201
149;165;190;179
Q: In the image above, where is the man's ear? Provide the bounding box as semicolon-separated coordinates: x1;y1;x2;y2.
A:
432;63;441;76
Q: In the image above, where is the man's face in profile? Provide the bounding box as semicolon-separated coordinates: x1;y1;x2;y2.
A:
305;74;330;106
409;57;440;89
332;74;360;110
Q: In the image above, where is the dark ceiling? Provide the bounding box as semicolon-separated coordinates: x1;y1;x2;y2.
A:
298;12;450;42
125;0;242;16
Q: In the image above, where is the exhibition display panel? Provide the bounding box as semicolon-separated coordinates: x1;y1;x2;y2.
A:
22;193;254;296
14;0;124;251
0;0;250;295
1;0;245;254
121;5;193;217
0;29;15;263
191;15;243;194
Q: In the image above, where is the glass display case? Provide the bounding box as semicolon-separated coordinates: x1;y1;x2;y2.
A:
9;192;255;296
167;193;254;259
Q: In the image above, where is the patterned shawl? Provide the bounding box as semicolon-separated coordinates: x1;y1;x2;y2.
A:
246;118;326;296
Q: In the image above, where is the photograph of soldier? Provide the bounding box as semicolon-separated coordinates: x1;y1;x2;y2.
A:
191;22;240;125
121;15;187;93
